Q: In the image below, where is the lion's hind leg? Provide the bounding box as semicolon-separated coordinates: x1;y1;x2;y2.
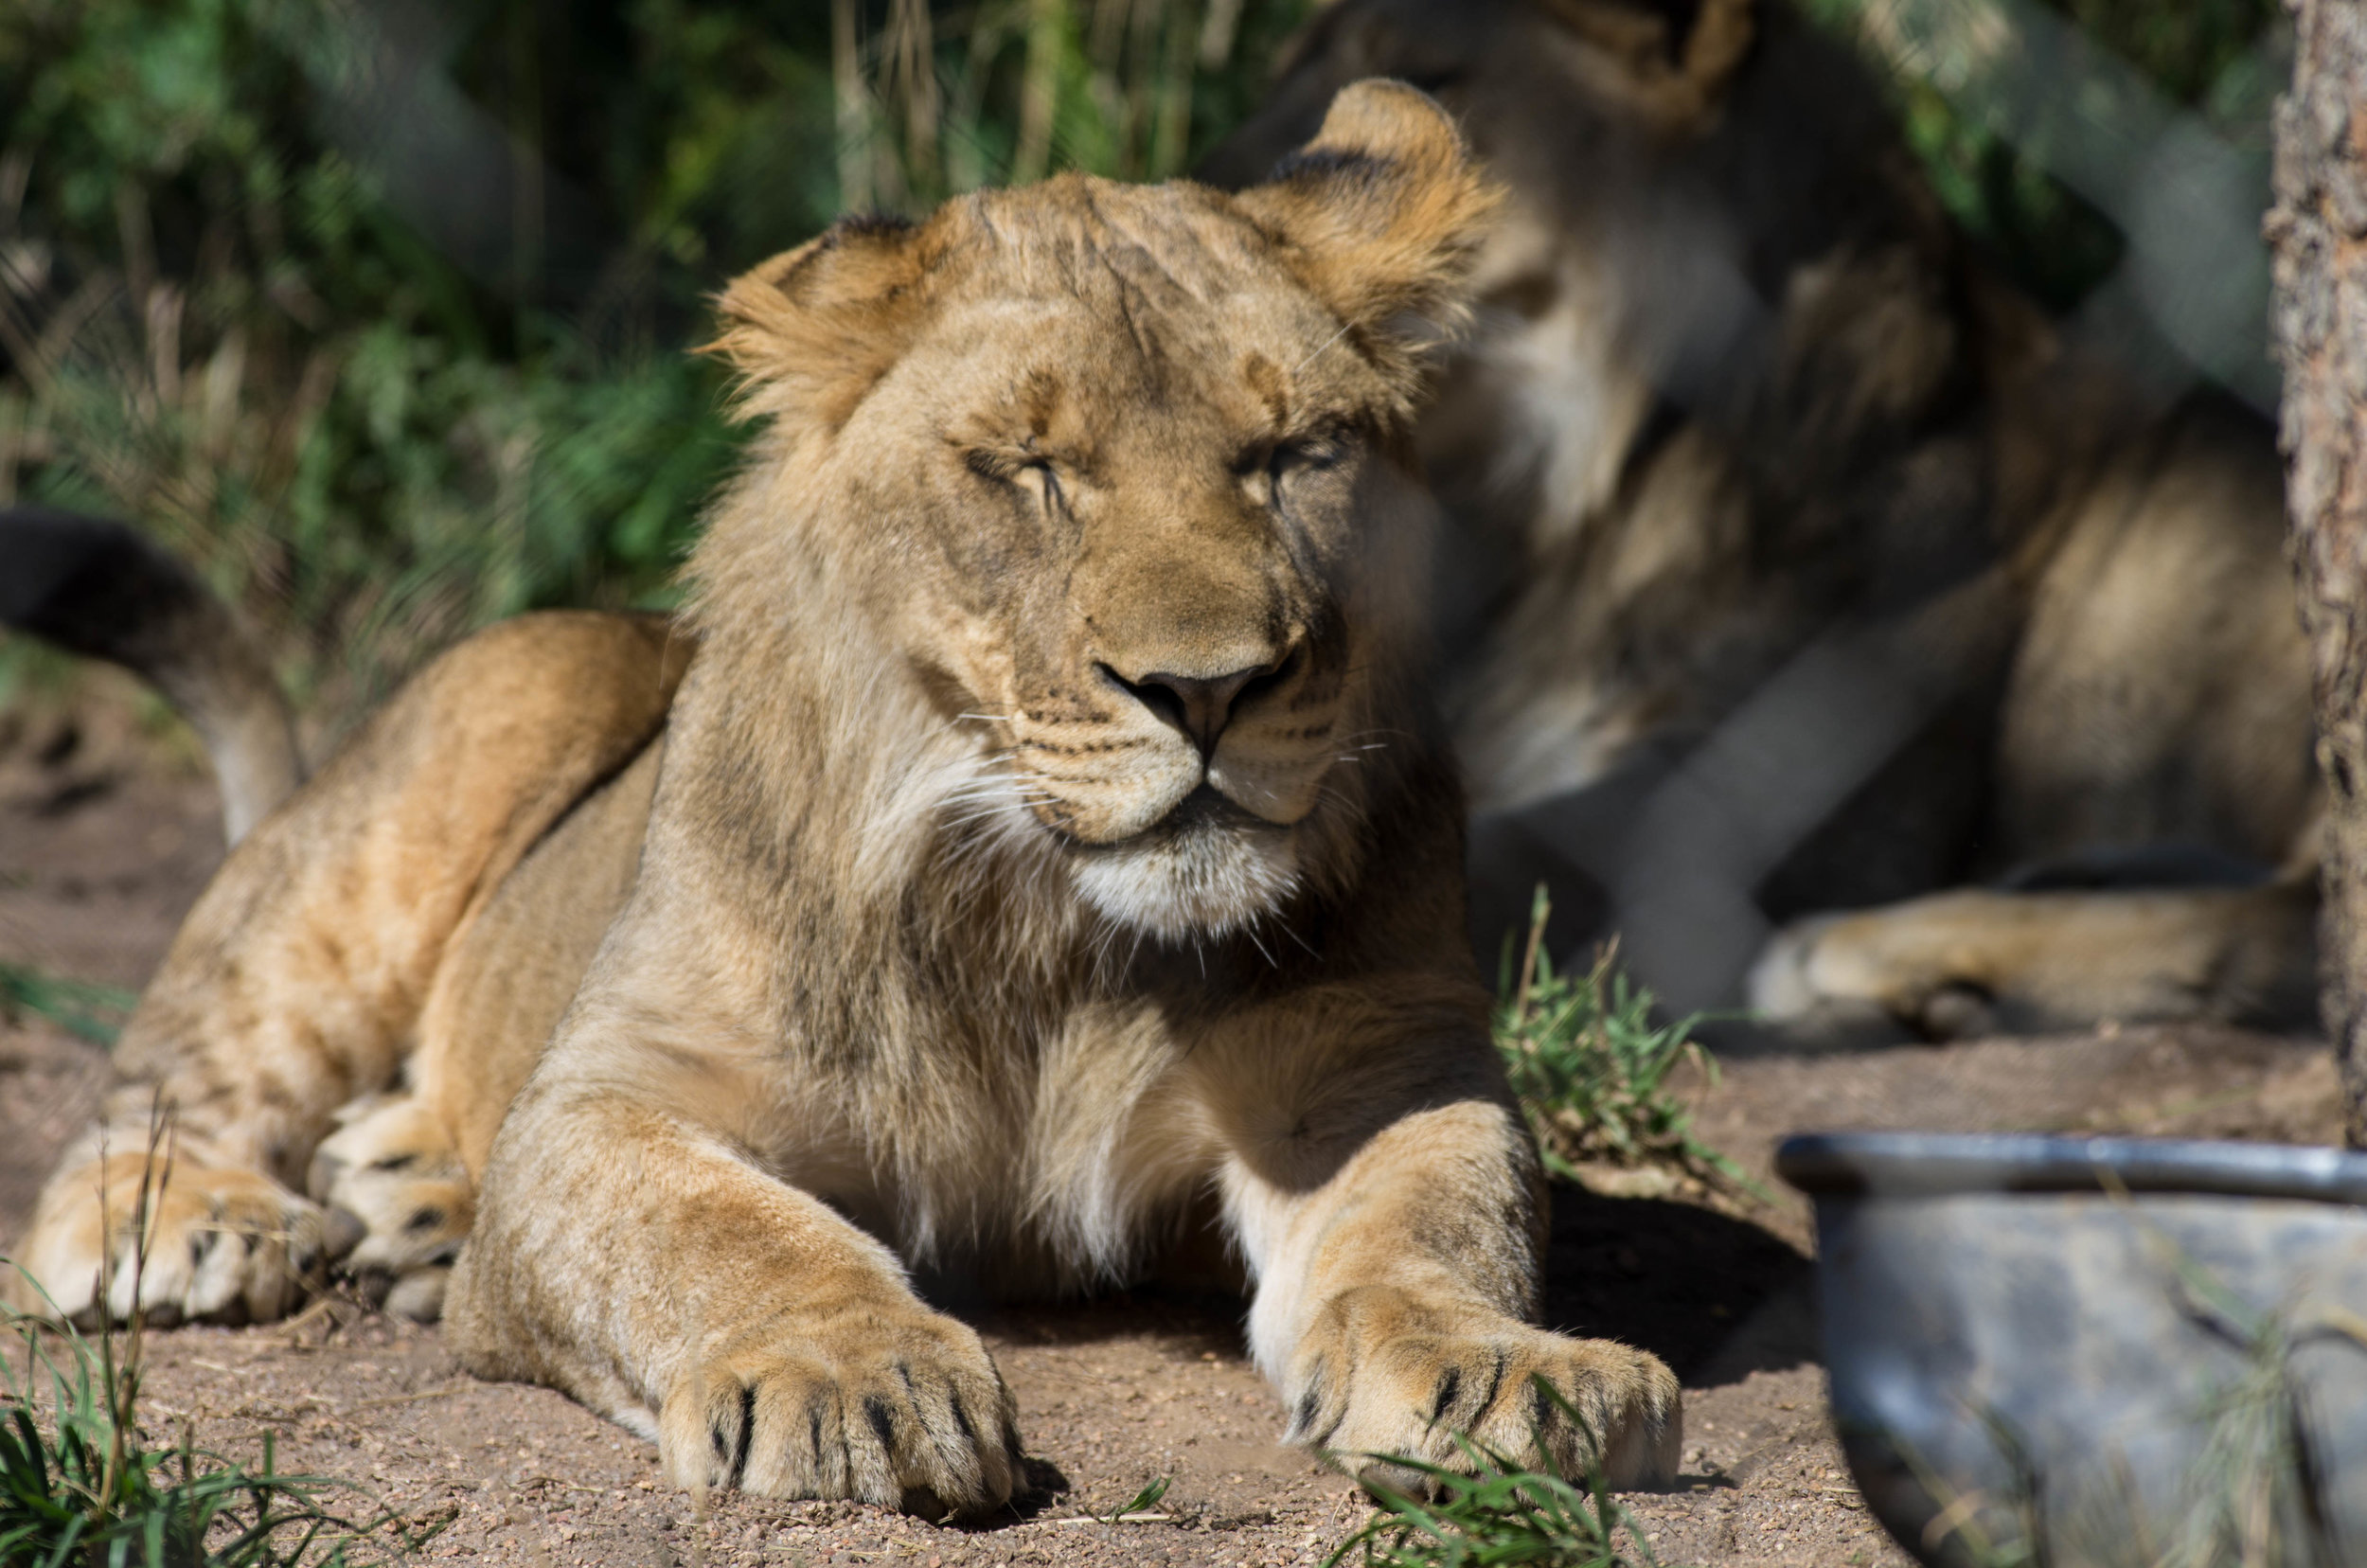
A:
8;1154;325;1329
8;611;690;1328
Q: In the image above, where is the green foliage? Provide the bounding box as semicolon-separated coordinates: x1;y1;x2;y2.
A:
2;1146;429;1567
1493;890;1758;1203
1325;1378;1663;1568
0;963;136;1046
0;1351;391;1567
1;0;2274;713
1804;0;2281;311
2047;0;2280;104
1100;1473;1170;1523
0;0;1309;712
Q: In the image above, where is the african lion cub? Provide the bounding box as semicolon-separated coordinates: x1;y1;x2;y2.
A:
5;82;1680;1513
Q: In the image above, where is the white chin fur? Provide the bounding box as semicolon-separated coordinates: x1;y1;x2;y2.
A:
1071;822;1300;942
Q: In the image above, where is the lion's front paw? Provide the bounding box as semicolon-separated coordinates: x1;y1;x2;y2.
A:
6;1156;325;1328
307;1096;473;1321
659;1304;1024;1518
1286;1289;1682;1493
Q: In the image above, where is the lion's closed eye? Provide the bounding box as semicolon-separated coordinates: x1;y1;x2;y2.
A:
961;446;1065;511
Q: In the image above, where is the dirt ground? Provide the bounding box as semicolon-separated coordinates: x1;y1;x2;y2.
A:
0;698;2345;1567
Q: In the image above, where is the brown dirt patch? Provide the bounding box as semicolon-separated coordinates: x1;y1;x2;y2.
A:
0;712;2343;1566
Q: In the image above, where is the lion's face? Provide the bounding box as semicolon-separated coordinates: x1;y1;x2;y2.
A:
698;83;1495;942
841;202;1453;943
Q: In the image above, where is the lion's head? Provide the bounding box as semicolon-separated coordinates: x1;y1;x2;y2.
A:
684;82;1495;947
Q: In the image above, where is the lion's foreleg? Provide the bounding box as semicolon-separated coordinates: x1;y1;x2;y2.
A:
1225;1095;1682;1491
444;1079;1024;1515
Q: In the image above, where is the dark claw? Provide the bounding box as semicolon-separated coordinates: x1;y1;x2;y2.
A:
709;1384;756;1488
1473;1349;1508;1422
1429;1365;1462;1425
863;1395;898;1453
305;1150;345;1203
322;1206;365;1261
1356;1458;1432;1502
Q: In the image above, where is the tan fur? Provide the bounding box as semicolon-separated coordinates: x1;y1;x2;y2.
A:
8;82;1679;1511
1204;0;2318;1040
4;611;688;1324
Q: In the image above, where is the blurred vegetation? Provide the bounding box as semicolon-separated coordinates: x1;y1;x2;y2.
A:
0;960;136;1045
0;0;2290;720
1808;0;2283;310
0;0;1313;714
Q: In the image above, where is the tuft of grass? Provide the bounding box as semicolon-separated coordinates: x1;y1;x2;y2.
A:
0;962;137;1047
1;1121;433;1567
1493;889;1760;1204
1324;1377;1663;1568
1099;1474;1171;1523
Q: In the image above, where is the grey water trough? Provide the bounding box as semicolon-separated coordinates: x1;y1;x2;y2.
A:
1776;1131;2367;1567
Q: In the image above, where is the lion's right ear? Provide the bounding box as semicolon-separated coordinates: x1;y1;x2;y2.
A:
1231;80;1499;372
706;215;935;432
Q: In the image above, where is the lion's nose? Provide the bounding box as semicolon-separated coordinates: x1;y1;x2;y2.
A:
1104;658;1284;758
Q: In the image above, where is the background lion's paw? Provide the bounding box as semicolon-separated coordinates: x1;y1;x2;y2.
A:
1749;903;2002;1041
1287;1290;1682;1493
658;1307;1024;1517
307;1096;473;1320
7;1156;323;1328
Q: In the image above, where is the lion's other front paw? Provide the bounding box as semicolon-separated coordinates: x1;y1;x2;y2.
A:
6;1157;325;1328
307;1096;473;1321
1287;1290;1682;1493
659;1304;1024;1518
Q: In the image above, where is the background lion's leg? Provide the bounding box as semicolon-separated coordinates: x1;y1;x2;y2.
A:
6;612;689;1326
1206;1001;1682;1491
1748;878;2319;1041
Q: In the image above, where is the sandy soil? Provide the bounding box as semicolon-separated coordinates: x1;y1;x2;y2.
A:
0;702;2344;1567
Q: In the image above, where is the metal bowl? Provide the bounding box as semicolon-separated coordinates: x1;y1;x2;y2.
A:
1776;1131;2367;1567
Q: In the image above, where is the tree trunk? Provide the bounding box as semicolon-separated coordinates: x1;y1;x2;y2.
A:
2270;0;2367;1148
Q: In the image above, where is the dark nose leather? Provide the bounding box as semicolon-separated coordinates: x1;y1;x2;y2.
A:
1112;662;1275;757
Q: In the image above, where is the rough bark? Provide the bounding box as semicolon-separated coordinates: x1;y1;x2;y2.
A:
2270;0;2367;1147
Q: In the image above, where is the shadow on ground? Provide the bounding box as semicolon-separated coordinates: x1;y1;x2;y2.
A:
1544;1183;1816;1384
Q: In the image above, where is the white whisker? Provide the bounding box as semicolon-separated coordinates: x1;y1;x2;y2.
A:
1293;321;1353;373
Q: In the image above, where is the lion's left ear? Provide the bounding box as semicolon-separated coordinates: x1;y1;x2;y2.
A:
706;214;938;433
1232;80;1500;360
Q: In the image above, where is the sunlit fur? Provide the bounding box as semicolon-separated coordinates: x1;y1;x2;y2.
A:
9;82;1680;1516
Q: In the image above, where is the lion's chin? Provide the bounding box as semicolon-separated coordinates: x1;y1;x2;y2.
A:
1069;792;1301;943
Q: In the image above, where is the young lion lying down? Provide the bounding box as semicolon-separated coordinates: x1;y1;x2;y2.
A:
3;82;1680;1512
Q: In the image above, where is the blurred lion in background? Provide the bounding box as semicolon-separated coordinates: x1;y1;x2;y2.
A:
1202;0;2318;1044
